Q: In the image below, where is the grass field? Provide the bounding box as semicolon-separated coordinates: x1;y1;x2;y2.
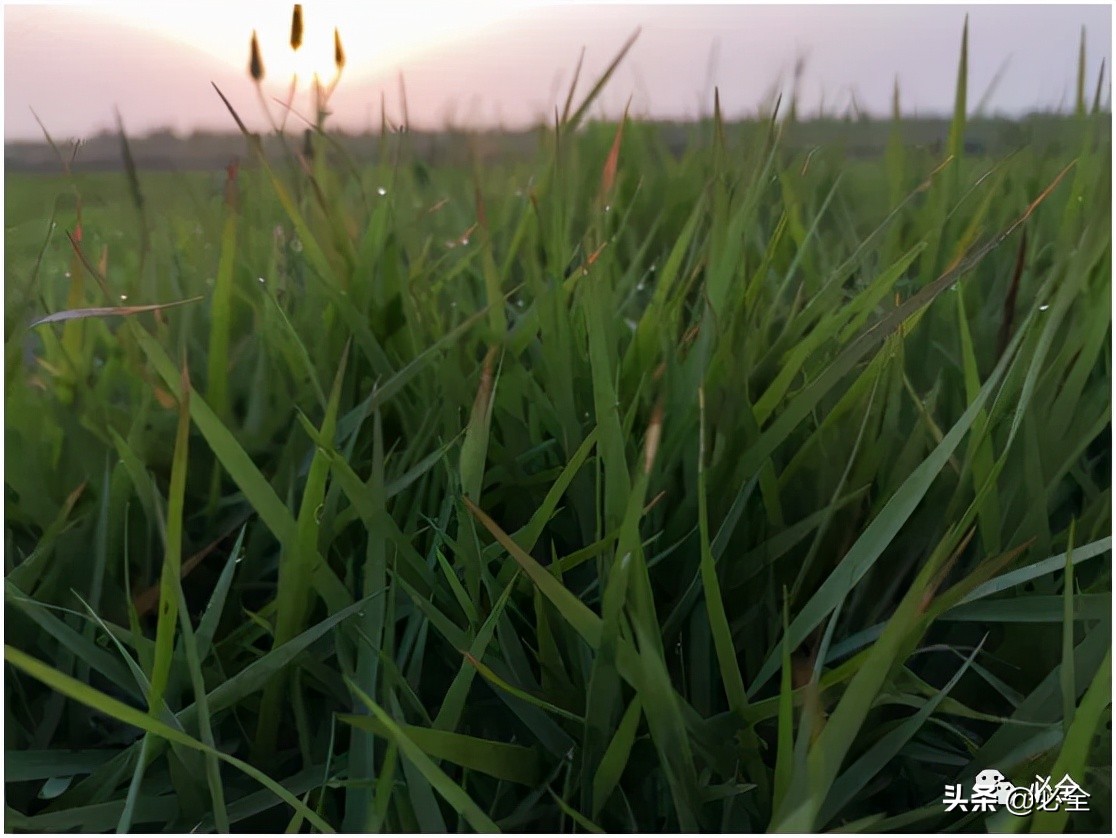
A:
4;23;1112;834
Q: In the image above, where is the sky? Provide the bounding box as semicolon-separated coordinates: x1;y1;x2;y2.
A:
4;2;1112;141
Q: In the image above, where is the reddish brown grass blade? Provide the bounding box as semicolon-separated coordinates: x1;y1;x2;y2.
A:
598;98;631;203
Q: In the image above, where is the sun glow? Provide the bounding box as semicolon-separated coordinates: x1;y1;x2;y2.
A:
95;2;548;85
253;19;341;88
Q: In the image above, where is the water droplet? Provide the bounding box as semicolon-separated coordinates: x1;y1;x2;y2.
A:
377;186;387;196
604;205;612;213
50;221;57;229
515;299;525;308
64;271;71;278
649;263;657;272
636;281;646;292
119;294;128;301
460;237;470;246
234;552;244;564
450;301;458;308
1039;303;1050;311
583;411;590;419
257;276;266;284
291;238;303;252
444;240;456;249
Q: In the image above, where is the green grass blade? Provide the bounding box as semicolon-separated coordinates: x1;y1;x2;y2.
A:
346;678;501;833
1029;649;1111;833
339;714;542;785
590;696;642;817
5;645;334;833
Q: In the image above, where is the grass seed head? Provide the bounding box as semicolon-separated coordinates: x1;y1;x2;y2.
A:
290;5;304;51
334;27;346;71
249;30;265;82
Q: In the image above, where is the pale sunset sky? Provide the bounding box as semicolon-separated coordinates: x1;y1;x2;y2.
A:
3;2;1112;141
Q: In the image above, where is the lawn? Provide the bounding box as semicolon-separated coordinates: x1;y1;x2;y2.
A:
4;24;1111;834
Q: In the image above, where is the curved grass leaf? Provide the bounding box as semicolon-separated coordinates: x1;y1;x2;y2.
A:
4;645;334;833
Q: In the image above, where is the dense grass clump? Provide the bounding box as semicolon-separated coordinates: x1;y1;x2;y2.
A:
4;25;1111;834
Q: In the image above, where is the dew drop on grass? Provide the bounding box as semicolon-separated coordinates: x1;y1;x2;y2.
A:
377;186;387;196
64;271;71;278
119;294;128;301
515;299;525;308
1039;303;1050;311
636;280;646;291
291;238;303;252
257;276;266;284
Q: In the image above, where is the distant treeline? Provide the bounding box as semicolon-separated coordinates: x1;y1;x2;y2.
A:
5;114;1106;174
